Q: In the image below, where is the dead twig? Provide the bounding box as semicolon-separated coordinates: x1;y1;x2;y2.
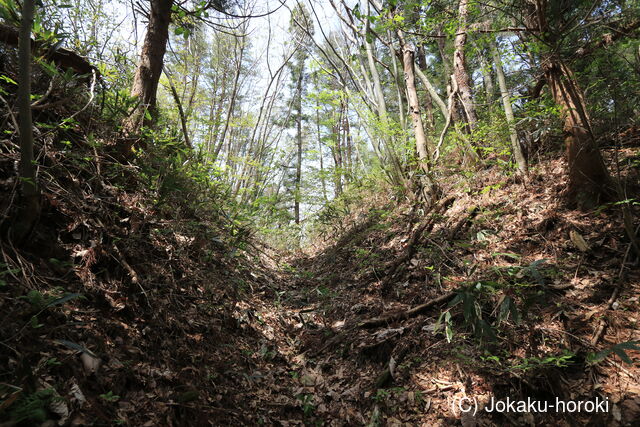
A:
112;244;150;308
590;233;636;346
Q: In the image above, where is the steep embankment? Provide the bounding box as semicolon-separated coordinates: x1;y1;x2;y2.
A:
0;51;285;424
2;138;640;426
218;154;640;426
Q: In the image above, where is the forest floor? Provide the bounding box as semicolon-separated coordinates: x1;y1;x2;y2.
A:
213;153;640;427
2;142;640;426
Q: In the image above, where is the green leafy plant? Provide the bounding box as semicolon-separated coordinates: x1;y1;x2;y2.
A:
587;341;640;365
509;350;576;372
99;391;120;402
0;263;21;287
434;310;454;343
296;393;316;416
371;388;390;403
3;388;55;424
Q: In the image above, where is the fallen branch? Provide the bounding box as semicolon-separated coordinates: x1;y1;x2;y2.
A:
359;291;456;328
590;239;634;346
113;244;150;308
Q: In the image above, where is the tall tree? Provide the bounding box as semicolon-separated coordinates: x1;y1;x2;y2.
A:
492;39;527;174
452;0;478;133
397;30;437;199
523;0;613;206
288;3;314;224
123;0;173;136
14;0;40;240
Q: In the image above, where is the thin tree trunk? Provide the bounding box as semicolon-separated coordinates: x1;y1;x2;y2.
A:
211;80;229;160
165;68;192;148
365;37;407;189
389;30;406;130
332;119;343;197
316;95;327;200
399;36;437;199
122;0;172;136
344;101;353;181
415;45;446;127
402;46;431;171
415;67;448;120
294;69;303;224
218;35;246;157
479;50;494;104
14;0;40;240
492;41;527;174
453;0;478;131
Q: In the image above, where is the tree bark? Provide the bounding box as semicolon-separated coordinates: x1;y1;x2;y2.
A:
122;0;173;136
524;0;613;206
294;68;303;224
543;57;612;205
14;0;40;241
453;0;478;131
400;38;438;200
492;40;527;174
402;46;431;173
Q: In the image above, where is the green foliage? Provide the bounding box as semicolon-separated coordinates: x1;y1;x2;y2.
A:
435;258;555;344
0;263;20;287
371;388;390;403
587;341;640;365
99;391;120;402
509;351;576;372
2;388;55;424
296;393;316;417
20;290;81;311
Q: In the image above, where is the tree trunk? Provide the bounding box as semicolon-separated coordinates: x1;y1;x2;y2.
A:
294;69;303;224
364;12;408;191
402;46;431;173
316;93;328;200
492;40;527;174
14;0;40;241
453;0;478;131
332;117;344;197
218;35;245;157
523;0;613;206
479;50;494;104
543;57;612;205
415;67;448;121
415;41;447;122
343;98;353;182
122;0;172;136
165;68;191;148
389;31;406;131
400;40;438;200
